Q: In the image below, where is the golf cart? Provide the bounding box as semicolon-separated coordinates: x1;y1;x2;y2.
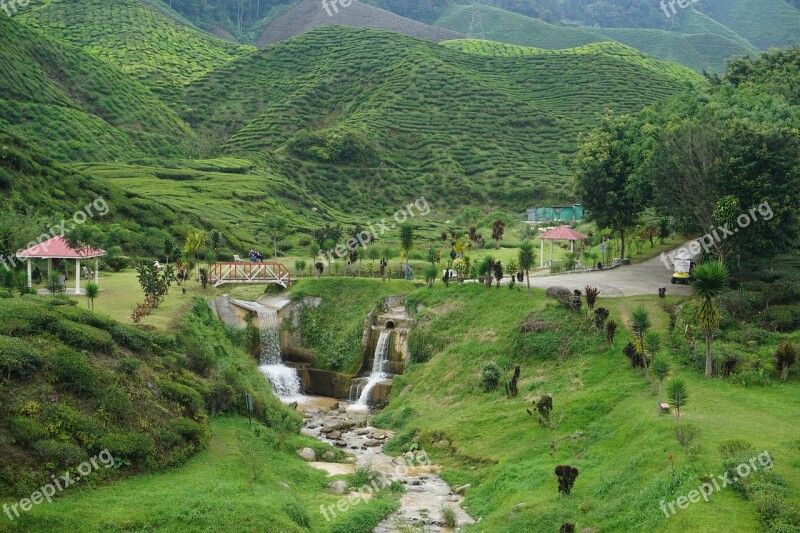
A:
671;250;698;285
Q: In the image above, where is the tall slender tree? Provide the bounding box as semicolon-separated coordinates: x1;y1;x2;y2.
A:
518;241;535;297
692;261;729;378
399;223;414;281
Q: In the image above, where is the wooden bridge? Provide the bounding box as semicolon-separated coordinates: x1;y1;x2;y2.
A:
208;262;292;288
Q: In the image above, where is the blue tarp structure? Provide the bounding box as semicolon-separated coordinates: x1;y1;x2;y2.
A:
526;205;584;222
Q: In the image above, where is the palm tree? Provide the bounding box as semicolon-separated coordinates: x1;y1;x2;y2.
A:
692;261;730;378
399;223;414;281
667;378;687;425
651;357;670;414
183;231;207;281
630;306;652;382
518;240;535;297
645;331;661;392
85;282;99;310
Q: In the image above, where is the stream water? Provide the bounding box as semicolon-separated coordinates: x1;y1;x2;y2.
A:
298;396;475;531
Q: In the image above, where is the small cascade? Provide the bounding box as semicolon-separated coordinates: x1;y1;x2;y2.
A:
351;331;392;410
256;307;302;402
257;309;282;365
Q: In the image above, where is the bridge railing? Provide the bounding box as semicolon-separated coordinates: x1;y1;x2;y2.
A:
208;262;292;288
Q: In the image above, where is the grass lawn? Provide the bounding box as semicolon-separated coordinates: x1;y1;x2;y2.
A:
4;416;398;532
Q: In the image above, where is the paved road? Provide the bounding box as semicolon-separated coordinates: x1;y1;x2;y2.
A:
521;252;692;298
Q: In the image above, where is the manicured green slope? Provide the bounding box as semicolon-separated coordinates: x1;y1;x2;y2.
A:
0;16;194;161
434;4;754;72
185;26;700;210
434;4;607;49
19;0;252;103
592;28;755;73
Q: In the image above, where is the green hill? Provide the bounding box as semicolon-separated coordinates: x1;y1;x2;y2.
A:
434;4;755;72
19;0;251;103
434;5;607;50
184;26;701;211
592;27;755;73
0;16;194;161
697;0;800;49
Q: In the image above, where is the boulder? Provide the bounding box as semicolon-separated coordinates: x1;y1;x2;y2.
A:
296;448;316;462
454;484;471;494
329;480;349;495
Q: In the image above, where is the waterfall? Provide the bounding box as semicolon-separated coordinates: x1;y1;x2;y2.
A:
352;331;392;410
256;308;302;401
257;309;282;365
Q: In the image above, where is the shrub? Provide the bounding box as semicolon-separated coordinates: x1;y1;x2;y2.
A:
97;385;134;420
33;440;87;468
50;320;115;353
764;306;799;332
100;432;156;464
718;291;755;320
554;465;579;495
284;500;311;528
407;331;445;364
119;357;142;374
0;300;56;335
0;335;42;380
110;324;154;352
10;417;48;447
53;306;115;330
158;380;205;417
481;363;502;391
168;418;210;448
49;348;98;394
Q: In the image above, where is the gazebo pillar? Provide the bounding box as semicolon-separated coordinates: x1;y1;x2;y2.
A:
540;239;545;268
47;258;52;278
94;257;99;285
26;259;32;287
550;240;554;265
570;241;574;253
75;258;81;293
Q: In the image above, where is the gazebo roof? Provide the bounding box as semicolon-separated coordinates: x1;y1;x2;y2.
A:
16;236;106;259
539;226;587;241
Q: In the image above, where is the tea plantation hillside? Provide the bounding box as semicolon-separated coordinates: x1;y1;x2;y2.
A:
0;297;299;504
0;16;194;161
185;26;701;210
434;4;756;73
19;0;252;103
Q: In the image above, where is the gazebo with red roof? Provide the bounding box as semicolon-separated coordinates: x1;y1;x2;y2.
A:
538;226;587;269
16;236;106;294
